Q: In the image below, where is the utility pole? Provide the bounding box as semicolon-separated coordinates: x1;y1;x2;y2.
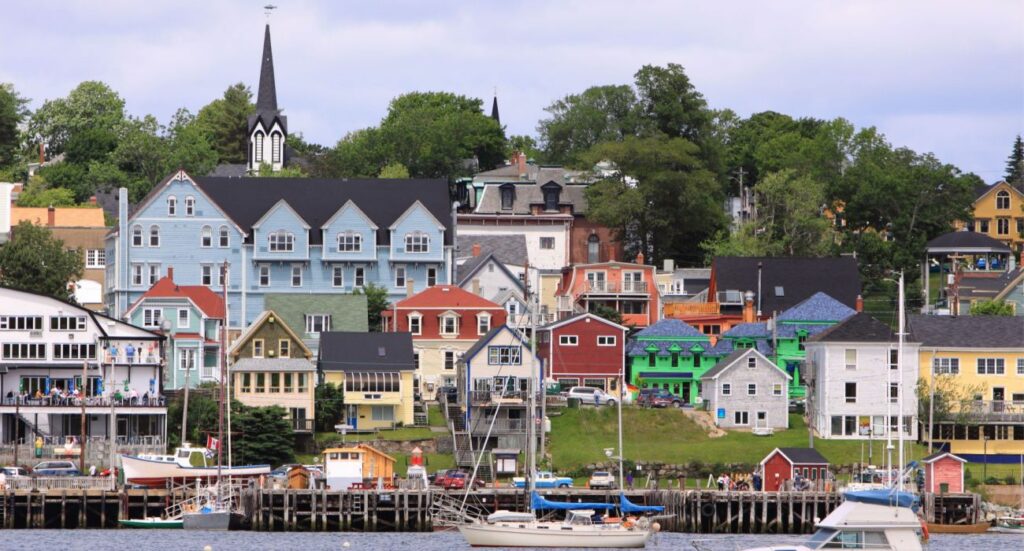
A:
80;360;88;474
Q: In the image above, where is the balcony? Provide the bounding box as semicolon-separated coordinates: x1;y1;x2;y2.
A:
466;416;528;434
956;400;1024;422
466;390;532;405
290;418;315;433
666;302;721;316
717;290;745;305
579;281;649;295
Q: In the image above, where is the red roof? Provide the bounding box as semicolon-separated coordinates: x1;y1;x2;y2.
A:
129;274;226;319
392;285;502;310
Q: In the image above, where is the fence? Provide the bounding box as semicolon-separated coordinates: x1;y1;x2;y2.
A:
3;476;115;491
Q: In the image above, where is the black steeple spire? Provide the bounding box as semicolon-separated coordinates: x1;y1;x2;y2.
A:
490;93;500;126
256;23;278;114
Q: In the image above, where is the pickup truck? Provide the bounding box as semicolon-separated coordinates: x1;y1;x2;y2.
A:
512;471;573;489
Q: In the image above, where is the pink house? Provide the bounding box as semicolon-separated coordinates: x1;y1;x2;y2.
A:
921;451;967;494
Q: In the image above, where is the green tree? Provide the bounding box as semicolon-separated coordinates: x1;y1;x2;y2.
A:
256;162;307;177
314;382;345;432
65;125;119;165
0;221;84;301
195;83;253;164
588;304;624;326
633;63;712;143
506;134;543;161
164;111;219;178
969;299;1016;316
166;383;221;449
1006;134;1024;185
15;177;77;207
326;128;388;178
0;83;29;168
111;115;165;191
354;283;391;331
232;405;295;467
378;162;410;178
537;85;641;164
27;81;125;154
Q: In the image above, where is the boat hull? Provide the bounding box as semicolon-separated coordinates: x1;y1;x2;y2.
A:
118;518;183;529
182;511;239;531
121;455;270;488
927;521;991;534
458;522;652;548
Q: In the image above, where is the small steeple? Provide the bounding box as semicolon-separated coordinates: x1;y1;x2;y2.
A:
490;90;500;126
256;23;278;115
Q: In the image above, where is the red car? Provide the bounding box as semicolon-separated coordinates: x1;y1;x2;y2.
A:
436;471;485;490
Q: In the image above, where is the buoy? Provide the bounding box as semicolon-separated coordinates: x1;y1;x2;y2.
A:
651;521;661;533
342;542;351;548
203;546;213;551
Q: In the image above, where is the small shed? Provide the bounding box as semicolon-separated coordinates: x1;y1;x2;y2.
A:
921;451;966;494
493;448;520;476
323;444;396;490
760;447;829;491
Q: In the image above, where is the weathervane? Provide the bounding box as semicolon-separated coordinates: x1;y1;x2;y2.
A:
264;4;277;20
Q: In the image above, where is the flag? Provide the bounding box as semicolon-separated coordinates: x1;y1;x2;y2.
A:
205;435;220;458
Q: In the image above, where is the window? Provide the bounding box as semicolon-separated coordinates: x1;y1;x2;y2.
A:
693;354;701;368
997;190;1011;209
2;343;46;359
597;335;616;346
258;265;270;287
395;265;406;288
539;237;555;250
179;348;197;372
279;339;290;358
890;382;899;403
706;325;721;336
131;225;143;247
587;234;600;263
890;349;899;370
268;230;294;252
979;219;990;233
167;196;177;216
844;349;857;370
933;357;959;375
298;373;308;393
1018;359;1024;375
218;264;229;286
500;185;514;210
444;350;456;370
354;267;365;287
622;301;645;314
185;196;195;216
50;315;88;331
201;265;213;286
86;249;105;268
241;373;251;393
441;315;458;336
506;301;519;317
722;383;731;396
371;406;395;422
140;308;161;328
559;335;578;346
254;132;264;162
337;232;362;252
52;343;96;360
0;316;43;330
477;313;491;335
148;264;161;285
845;382;857;403
671;352;679;367
427;267;437;287
219;226;229;247
332;266;344;287
747;383;757;396
291;264;302;287
648;352;656;367
149;225;160;247
487;346;522;365
977;358;1005;375
305;314;331;334
734;411;749;425
284;374;293;392
132;264;143;286
623;271;644;292
270;373;281;393
997;218;1010;235
252;339;265;358
177;308;189;329
747;357;757;368
543;188;559;211
408;315;421;335
255;373;266;392
271;132;282;163
772;383;783;396
405;233;430;253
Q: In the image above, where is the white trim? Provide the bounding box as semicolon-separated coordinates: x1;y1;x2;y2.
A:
251;199;311;230
389;200;446;230
319;199;379;230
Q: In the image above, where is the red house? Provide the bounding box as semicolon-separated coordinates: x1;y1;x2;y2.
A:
537;313;628;393
554;254;661;328
760;448;830;491
921;451;966;494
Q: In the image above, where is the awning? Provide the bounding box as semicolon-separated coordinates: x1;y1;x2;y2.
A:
636;372;692;379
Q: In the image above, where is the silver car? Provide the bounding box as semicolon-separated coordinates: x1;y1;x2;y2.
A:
566;386;616;406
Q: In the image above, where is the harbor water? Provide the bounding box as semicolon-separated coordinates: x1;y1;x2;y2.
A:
0;530;1007;550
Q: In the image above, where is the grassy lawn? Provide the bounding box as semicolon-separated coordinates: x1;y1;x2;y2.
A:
549;407;930;472
428;404;447;427
966;462;1023;483
314;426;435;445
392;452;456;476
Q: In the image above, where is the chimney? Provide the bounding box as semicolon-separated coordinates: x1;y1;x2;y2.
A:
406;278;415;297
855;294;864;313
46;205;55;227
472;242;481;257
88;195;97;205
516;152;527;176
608;248;616;262
663;259;675;273
743;291;755;323
471;278;481;296
167;267;174;281
635;252;645;265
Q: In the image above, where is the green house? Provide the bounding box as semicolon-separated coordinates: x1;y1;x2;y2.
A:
626;319;734;404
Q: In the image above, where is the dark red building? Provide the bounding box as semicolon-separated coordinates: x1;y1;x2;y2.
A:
760;447;830;491
537;312;628;393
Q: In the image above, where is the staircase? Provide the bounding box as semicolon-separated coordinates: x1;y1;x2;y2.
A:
413;402;428;427
17;412;50;438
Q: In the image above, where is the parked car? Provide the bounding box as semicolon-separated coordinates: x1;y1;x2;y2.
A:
436;385;458;403
2;466;28;477
32;461;80;476
638;389;682;408
432;468;463;487
566;386;616;406
588;471;617;489
512;471;572;489
437;471;485;490
788;399;805;414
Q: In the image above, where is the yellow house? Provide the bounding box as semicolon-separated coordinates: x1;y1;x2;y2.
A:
912;314;1024;460
318;332;416;431
960;180;1024;253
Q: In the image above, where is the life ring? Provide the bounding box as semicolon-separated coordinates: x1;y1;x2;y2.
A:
622;520;634;529
701;503;715;517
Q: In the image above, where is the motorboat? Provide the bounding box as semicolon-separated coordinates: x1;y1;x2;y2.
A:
121;444;270;487
991;514;1024;534
741;490;925;551
118;517;183;529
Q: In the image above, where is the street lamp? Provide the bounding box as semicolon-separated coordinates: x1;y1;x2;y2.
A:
983;435;990;481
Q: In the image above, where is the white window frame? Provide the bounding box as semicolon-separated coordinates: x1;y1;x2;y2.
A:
722;383;731;396
254;132;264;163
142;308;162;328
268;230;295;252
408;314;422;336
85;249;105;268
772;383;783;396
149;225;160;247
405;232;430;253
258;265;270;287
539;237;555;250
747;357;757;368
201;265;213;286
217;264;229;287
427;267;437;286
444;350;456;370
271;132;282;163
933;357;960;375
395;265;406;288
167;196;177;216
177;308;189;329
440;315;459;336
477;313;491;335
148;264;161;285
219;226;230;247
131;264;144;286
185;196;195;216
201;225;213;248
597;335;616;346
337;232;362;252
354;267;365;288
844;349;857;370
332;266;344;287
1018;358;1024;375
291;264;303;287
845;382;857;403
747;383;757;396
734;411;749;426
559;335;579;346
305;314;331;335
279;339;291;359
131;225;143;247
253;338;264;359
977;358;1005;375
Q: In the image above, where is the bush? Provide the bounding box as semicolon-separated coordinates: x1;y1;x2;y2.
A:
1005;474;1017;486
984;476;1001;485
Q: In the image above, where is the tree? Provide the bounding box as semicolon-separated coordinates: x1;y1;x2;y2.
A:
326;128;388;178
256;162;307;178
111;115;165;192
1006;134;1024;185
378;162;410;178
354;283;391;331
232;405;295;467
166;383;221;449
506;134;543;161
916;375;987;426
15;177;77;207
633;63;712;143
588;304;624;326
195;83;253;164
537;85;641;164
0;83;29;168
164;111;219;179
27;81;125;154
969;299;1016;316
0;221;84;301
314;382;345;432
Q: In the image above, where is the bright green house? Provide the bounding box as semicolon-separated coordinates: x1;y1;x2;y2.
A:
626;319;734;404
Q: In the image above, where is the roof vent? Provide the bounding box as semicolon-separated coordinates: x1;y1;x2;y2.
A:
774;286;784;297
377;346;386;357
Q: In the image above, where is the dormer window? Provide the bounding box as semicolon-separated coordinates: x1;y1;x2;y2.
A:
440;313;459;336
405;232;430;253
500;184;514;210
543;185;560;211
254;132;264;163
268;230;294;252
167;196;177;216
408;314;422;335
996;190;1010;209
185;196;195;216
477;313;492;335
338;232;362;252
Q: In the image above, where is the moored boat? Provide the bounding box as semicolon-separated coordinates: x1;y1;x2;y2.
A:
118;517;183;529
121;444;270;487
926;520;991;534
990;515;1024;534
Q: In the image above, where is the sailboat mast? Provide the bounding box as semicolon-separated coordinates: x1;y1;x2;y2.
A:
527;280;537;498
217;261;227;499
617;370;624;490
897;271;905;494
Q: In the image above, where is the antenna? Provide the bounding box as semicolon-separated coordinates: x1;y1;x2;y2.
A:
264;4;277;19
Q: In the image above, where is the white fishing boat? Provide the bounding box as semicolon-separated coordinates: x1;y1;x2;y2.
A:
121;444;270;487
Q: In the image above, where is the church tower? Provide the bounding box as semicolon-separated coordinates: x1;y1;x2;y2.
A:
247;24;287;173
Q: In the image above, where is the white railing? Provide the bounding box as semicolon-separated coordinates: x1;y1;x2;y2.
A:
4;476;115;491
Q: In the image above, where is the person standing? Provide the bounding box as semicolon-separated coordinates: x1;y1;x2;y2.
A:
626;471;634;489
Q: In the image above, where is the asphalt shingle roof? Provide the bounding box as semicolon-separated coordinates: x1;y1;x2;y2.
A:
908;314;1024;348
773;447;829;465
633;319;705;338
777;292;857;322
456;234;528;266
808;313;896;343
925;231;1011;253
318;332;416;372
713;256;861;313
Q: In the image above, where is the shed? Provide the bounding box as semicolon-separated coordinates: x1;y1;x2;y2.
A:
322;444;396;490
493;448;520;475
760;447;829;491
921;451;967;494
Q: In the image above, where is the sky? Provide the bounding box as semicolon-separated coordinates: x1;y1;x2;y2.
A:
2;0;1022;181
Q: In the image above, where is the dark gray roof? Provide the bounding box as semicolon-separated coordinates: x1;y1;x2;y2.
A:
957;268;1024;300
773;447;829;465
808;313;895;343
255;24;278;116
93;188;121;221
208;163;248;178
318;332;416;372
456;253;526;293
713;257;861;314
908;315;1024;348
473;166;591;215
490;96;500;125
457;234;528;266
925;231;1011;253
195;177;453;246
699;349;748;379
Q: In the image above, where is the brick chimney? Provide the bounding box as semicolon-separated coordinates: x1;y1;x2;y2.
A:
516;152;527;176
743;290;756;323
167;267;174;281
472;242;481;257
46;205;55;227
88;195;97;205
635;252;645;265
855;294;863;313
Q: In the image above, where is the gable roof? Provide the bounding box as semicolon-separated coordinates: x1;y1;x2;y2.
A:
318;332;416;372
456;234;528;266
957;268;1024;301
251;199;310;229
394;285;503;310
633;319;704;338
462;325;531;364
778;292;857;322
908;314;1024;348
0;286;163;341
229;310;313;358
713;257;861;313
319;199;378;230
538;312;628;333
193;176;453;246
11;207;106;227
925;231;1011;253
700;348;790;381
126;273;225;319
456;253;526;293
921;451;967;464
974;179;1024;201
808;313;896;343
766;447;829;465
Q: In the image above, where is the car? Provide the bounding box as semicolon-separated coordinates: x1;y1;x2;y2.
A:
565;386;616;407
588;471;617;489
32;460;80;476
438;471;485;490
432;468;463;487
512;471;572;489
2;466;28;477
638;389;682;408
435;385;458;403
788;399;805;414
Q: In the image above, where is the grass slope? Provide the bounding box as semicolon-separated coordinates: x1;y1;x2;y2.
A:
549;407;929;471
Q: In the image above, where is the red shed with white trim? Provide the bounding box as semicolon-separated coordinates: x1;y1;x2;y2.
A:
921;451;966;494
760;447;829;491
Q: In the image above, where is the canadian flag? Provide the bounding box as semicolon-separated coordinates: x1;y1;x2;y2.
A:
206;435;220;455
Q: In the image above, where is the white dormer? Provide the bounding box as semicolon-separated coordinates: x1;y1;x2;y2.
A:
248;119;286;173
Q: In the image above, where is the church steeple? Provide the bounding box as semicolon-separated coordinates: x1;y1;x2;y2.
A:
256;23;278;115
490;93;500;126
248;23;287;174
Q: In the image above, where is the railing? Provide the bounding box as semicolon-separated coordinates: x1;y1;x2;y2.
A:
467;390;531;404
716;290;745;305
290;418;315;433
3;476;115;491
104;352;162;365
665;302;720;315
466;417;527;434
956;400;1024;422
579;281;649;294
2;396;167;408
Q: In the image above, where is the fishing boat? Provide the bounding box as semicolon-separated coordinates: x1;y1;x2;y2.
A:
926;520;992;534
991;515;1024;534
121;444;270;487
118;517;183;529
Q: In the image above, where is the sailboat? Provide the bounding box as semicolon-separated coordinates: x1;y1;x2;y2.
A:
991;454;1024;534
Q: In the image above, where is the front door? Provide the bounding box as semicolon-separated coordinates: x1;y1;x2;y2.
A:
346;404;359;430
681;382;691;403
756;411;768;429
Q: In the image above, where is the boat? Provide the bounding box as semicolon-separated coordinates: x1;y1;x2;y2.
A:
118;517;183;529
182;507;239;531
926;520;992;534
991;515;1024;534
121;444;270;487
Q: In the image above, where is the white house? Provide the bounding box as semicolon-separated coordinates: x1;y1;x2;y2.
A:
700;348;791;430
805;313;919;440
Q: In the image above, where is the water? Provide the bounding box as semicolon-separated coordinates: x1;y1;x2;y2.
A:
0;530;1004;551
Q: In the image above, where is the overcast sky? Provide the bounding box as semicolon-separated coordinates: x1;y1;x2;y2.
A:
2;1;1022;180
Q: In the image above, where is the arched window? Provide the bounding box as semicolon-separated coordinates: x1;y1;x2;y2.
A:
219;226;230;247
149;225;160;247
996;190;1011;209
167;196;177;216
201;225;213;247
587;234;600;263
405;232;430;253
185;196;195;216
254;132;264;163
268;230;294;252
131;225;143;247
337;232;362;252
271;132;282;163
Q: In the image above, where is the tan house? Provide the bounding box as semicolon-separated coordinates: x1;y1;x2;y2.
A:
229;310;316;433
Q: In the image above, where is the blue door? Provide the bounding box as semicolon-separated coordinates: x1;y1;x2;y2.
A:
346;405;358;430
